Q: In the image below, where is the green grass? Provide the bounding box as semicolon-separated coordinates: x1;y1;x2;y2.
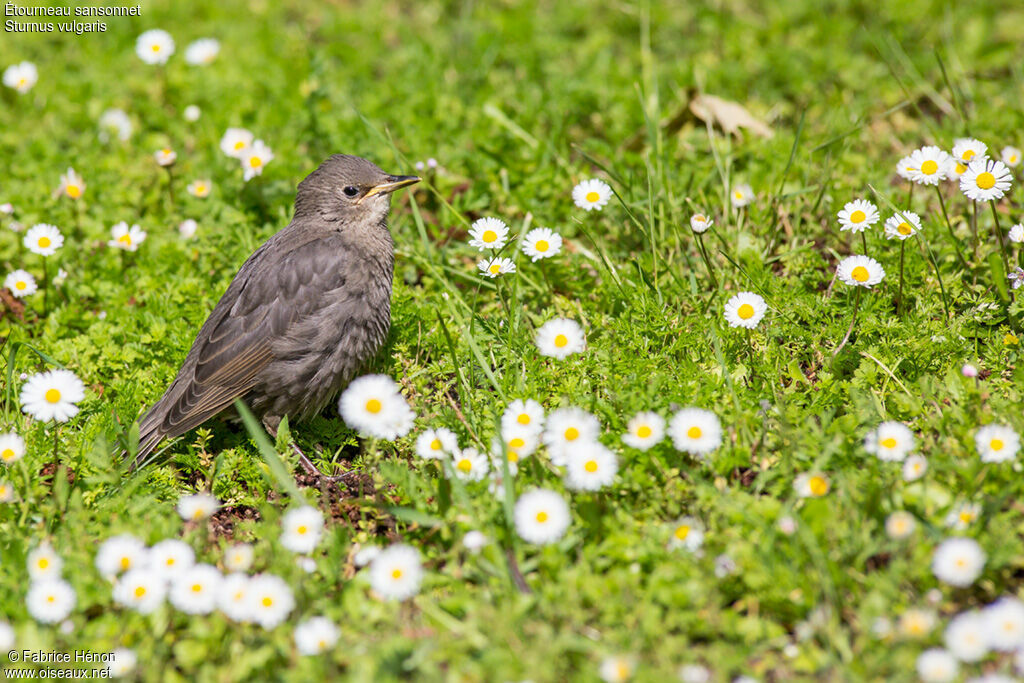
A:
3;0;1024;680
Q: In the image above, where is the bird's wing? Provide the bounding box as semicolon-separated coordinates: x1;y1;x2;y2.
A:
145;233;355;441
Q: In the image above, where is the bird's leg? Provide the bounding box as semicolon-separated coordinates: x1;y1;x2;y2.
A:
260;414;357;483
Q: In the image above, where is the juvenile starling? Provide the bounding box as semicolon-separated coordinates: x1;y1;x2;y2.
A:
131;154;419;472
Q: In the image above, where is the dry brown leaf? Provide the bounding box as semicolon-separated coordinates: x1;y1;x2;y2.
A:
689;93;774;139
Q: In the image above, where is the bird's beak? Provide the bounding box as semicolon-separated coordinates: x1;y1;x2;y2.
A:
360;175;421;202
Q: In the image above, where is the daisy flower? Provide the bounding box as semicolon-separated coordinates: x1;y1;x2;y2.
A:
564;442;618;491
794;472;830;498
0;481;14;503
543;407;600;466
885;511;916;540
246;574;295;629
960;158;1013;202
723;292;767;329
621;411;665;451
108;650;137;678
501;399;545;437
294;617;340;655
467;217;509;251
906;146;952;185
514;489;571;545
932;537;985;587
187;179;212;198
690;213;713;233
415;427;459;460
184;38;220;65
353;545;381;568
836;255;885;288
952;138;988;166
217;574;252;623
491;432;539;473
136;29;174;65
1002;146;1022;168
178;219;198;239
0;432;25;465
3;61;38;93
478;256;516;278
57;168;85;200
730;183;754;207
1008;224;1024;243
220;128;254;158
241;140;274;181
20;369;86;423
903;454;927;481
95;534;148;577
113;569;166;614
99;109;132;142
154;147;177;167
883;211;923;240
943;610;989;662
667;407;722;457
863;421;915;462
975;424;1019;463
599;655;635;683
27;543;62;581
24;223;63;256
984;597;1024;651
895;154;916;181
679;664;712;683
148;539;195;578
4;270;37;298
177;492;219;521
535;318;585;360
338;374;415;440
944;502;981;530
224;543;254;572
451;447;490;481
899;608;936;638
837;199;880;233
573;178;612;211
369;544;423;601
26;580;75;624
916;649;958;683
280;506;324;554
169;564;222;615
521;227;562;261
463;530;489;553
668;517;704;552
183;105;201;122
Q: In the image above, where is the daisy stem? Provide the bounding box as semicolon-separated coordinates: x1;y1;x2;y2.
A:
42;257;48;317
695;233;719;291
918;234;952;320
859;230;868;256
990;202;1013;302
832;287;862;359
897;240;905;317
934;186;970;272
971;200;979;259
165;167;175;209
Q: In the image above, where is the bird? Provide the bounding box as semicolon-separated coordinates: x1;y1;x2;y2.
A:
130;154;420;475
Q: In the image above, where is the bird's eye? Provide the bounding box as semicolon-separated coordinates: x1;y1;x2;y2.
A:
343;186;359;197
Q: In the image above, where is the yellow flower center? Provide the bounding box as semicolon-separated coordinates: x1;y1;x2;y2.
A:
507;451;519;463
15;281;26;290
734;191;743;199
616;662;630;680
694;214;705;222
585;191;600;203
554;334;568;348
850;210;866;223
517;413;531;425
737;303;755;320
134;586;146;598
262;597;273;607
636;425;652;438
687;426;702;439
482;230;497;243
17;78;26;87
674;525;690;540
120;556;131;570
897;222;912;235
955;557;966;568
297;525;308;535
851;266;869;282
584;460;598;473
921;160;938;175
38;236;51;248
963;149;976;161
536;239;549;252
535;511;548;523
166;558;175;566
976;172;996;190
66;185;81;199
196;184;206;194
1011;155;1019;163
250;156;262;168
991;438;1004;451
234;140;246;150
161;148;170;156
38;558;49;569
509;437;525;449
959;511;973;524
45;388;61;404
118;234;133;246
430;438;442;451
151;44;160;52
456;458;472;473
880;437;897;449
1;449;12;461
47;595;55;603
365;398;382;414
489;264;501;274
955;163;967;174
391;568;403;580
808;476;829;496
191;583;202;593
565;427;579;441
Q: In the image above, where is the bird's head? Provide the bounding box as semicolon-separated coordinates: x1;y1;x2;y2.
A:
294;154;420;224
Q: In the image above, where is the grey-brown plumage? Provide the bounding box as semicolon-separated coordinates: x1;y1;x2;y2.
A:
132;155;419;466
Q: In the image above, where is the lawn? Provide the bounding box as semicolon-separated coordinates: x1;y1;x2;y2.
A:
2;0;1024;680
